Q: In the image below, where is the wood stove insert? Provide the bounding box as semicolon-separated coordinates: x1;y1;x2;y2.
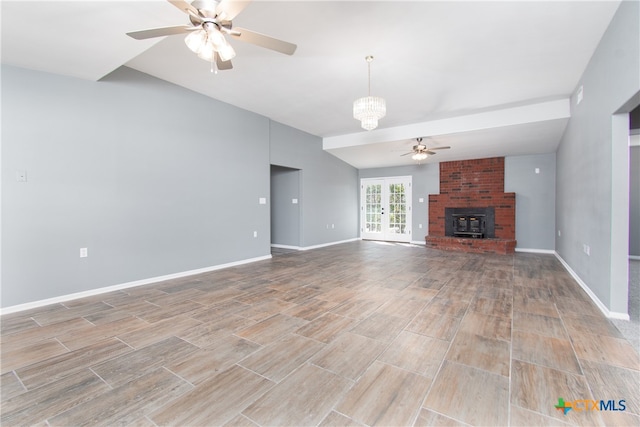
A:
445;207;495;239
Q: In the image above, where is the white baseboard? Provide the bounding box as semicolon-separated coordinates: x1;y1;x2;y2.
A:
272;238;360;252
515;248;556;254
0;255;272;316
630;255;640;261
410;240;426;246
270;244;301;250
554;252;630;321
301;238;360;251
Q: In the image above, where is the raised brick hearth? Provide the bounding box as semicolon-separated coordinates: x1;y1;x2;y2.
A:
426;157;516;254
425;236;516;254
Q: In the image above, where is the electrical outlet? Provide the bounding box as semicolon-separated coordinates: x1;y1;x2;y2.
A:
419;224;423;229
331;224;335;229
253;231;258;238
80;248;88;258
558;230;561;237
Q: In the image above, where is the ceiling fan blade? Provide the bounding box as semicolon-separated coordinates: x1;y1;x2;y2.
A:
428;146;451;150
167;0;199;16
216;0;252;20
127;25;192;40
230;27;297;55
426;151;437;155
400;152;413;156
216;53;233;70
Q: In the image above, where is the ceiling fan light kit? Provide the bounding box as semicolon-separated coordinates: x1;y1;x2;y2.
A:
412;152;428;161
353;56;386;131
401;138;451;163
185;22;236;62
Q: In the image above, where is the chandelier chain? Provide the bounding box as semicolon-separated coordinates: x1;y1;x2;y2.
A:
368;60;371;96
366;55;373;95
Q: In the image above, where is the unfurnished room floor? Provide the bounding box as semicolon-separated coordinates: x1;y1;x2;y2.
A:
1;241;639;426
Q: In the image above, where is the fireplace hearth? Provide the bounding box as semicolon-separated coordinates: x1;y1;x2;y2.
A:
445;207;495;239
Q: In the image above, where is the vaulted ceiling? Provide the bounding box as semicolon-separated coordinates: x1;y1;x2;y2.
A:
1;1;622;168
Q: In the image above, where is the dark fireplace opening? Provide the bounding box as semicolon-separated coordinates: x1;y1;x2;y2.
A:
445;207;495;239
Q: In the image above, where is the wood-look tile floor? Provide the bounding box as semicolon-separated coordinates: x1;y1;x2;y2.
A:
2;241;639;426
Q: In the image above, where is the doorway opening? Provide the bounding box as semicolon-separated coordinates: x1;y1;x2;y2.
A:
270;165;301;253
610;94;639;350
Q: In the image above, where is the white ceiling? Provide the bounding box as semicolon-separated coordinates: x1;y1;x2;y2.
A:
1;0;622;169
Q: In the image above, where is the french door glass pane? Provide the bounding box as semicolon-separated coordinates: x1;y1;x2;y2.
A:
388;183;406;234
365;184;382;233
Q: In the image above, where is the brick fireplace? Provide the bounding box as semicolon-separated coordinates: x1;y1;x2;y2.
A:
426;157;516;254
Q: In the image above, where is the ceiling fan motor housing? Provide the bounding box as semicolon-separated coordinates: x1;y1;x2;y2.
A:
191;0;221;18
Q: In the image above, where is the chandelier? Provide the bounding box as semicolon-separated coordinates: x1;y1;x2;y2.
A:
353;56;386;131
184;22;236;62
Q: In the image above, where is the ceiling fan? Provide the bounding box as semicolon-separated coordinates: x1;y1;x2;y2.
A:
401;137;451;161
126;0;297;70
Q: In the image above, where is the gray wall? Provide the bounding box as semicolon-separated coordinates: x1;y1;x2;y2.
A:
631;145;640;256
556;0;639;313
1;65;357;309
269;122;359;248
270;165;301;247
2;65;272;308
359;164;439;243
505;153;556;251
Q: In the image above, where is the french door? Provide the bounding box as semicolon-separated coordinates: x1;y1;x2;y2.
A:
360;177;412;242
